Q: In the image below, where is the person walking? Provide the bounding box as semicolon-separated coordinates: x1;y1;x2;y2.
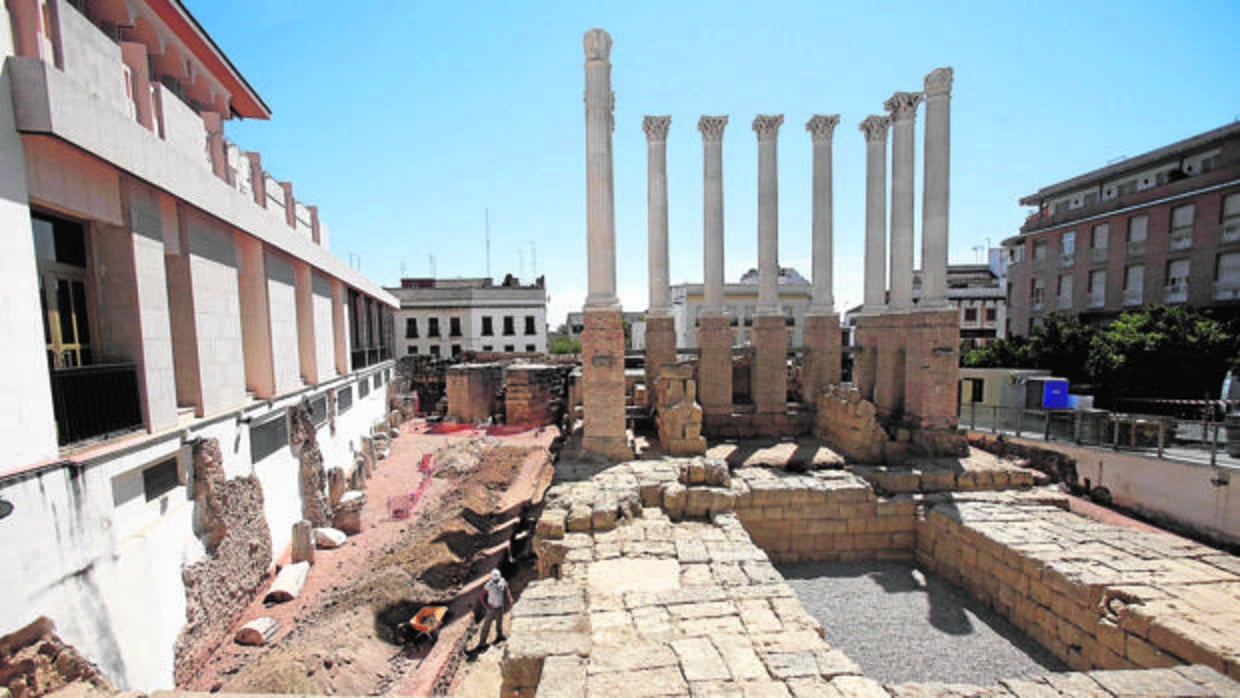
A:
475;568;513;649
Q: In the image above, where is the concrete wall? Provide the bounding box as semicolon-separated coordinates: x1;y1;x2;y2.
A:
265;250;300;394
0;6;58;466
58;2;128;117
312;272;335;383
0;367;391;690
184;212;245;414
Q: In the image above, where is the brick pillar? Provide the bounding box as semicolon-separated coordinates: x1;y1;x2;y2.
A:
582;307;631;458
873;314;906;418
904;308;960;430
852;316;878;402
801;313;841;403
644;315;676;409
697;315;733;414
751;315;787;414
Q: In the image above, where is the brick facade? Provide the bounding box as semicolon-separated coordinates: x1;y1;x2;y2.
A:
643;315;677;409
581;308;631;459
800;313;841;403
696;315;734;414
750;315;787;413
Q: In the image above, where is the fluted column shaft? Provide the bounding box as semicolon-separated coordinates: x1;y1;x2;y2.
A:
699;116;728;315
885;92;922;311
584;30;617;308
753;115;783;314
644;116;672;315
922;67;953;308
806;115;840;313
859;115;891;313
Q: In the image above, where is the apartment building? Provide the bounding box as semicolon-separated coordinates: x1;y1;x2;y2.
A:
0;1;396;689
669;267;814;349
1004;122;1240;335
388;275;548;357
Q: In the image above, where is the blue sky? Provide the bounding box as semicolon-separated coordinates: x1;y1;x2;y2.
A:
186;0;1240;327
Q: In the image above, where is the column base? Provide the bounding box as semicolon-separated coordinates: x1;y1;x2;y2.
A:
801;313;841;404
751;315;788;414
581;307;632;461
871;313;907;418
697;315;734;412
904;308;961;430
644;315;676;409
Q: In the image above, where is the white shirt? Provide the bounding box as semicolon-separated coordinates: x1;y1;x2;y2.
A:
484;577;507;608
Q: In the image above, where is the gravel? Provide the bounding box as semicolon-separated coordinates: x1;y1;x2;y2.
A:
777;559;1066;685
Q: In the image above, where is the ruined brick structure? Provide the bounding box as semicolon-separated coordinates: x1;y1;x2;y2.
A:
504;364;569;428
654;363;706;456
289;403;332;527
445;363;503;423
0;617;113;698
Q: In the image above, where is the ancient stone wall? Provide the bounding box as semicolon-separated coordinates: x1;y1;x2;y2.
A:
395;355;449;416
0;617;113;698
174;438;273;686
289;403;331;527
654;363;706;456
504;365;568;428
814;385;968;463
445;363;504;423
917;498;1240;681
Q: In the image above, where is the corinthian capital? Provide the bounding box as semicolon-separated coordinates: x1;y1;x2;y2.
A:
752;114;784;143
643;115;671;142
858;115;891;143
805;114;841;144
883;91;923;121
584;28;612;62
924;66;953;98
698;115;729;143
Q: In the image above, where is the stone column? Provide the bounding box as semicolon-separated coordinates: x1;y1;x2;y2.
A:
884;91;922;311
751;114;787;414
859;115;890;313
921;67;953;308
643;115;676;408
854;115;891;402
697;115;732;415
580;28;630;459
802;115;842;402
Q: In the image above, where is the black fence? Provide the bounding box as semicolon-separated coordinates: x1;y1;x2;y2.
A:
51;363;144;445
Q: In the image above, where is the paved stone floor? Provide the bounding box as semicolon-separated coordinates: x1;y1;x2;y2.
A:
779;560;1066;685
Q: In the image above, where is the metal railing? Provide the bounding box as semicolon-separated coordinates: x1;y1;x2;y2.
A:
51;363;144;445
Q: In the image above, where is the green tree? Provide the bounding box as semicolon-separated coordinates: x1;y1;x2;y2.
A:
547;334;581;354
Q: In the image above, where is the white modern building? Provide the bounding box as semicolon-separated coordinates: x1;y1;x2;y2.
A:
0;0;396;690
387;275;548;357
670;267;814;349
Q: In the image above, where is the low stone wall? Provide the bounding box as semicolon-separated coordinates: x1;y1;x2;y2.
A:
503;364;567;428
445;363;504;423
702;409;814;439
916;497;1240;681
814;385;968;464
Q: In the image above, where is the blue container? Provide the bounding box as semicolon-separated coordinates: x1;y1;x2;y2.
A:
1042;379;1070;409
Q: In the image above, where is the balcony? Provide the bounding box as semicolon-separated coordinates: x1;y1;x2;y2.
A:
1088;292;1105;308
1057;294;1072;310
1123;288;1143;306
1058;253;1075;268
1126;240;1146;257
51;363;143;446
1163;283;1188;304
1168;229;1193;251
1090;247;1109;264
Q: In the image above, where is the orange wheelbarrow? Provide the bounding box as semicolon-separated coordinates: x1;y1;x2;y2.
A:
409;605;448;644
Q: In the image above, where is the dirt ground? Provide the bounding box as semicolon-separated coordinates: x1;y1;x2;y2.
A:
181;420;558;696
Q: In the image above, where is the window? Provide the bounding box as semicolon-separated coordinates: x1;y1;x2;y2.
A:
429;345;440;356
481;316;494;336
1032;240;1047;270
1216;252;1240;299
1061;231;1076;258
984;307;997;322
1170;205;1195;251
1127;216;1148;256
1091;224;1109;249
33;214;93;368
405;318;418;339
1086;270;1106;308
1222;194;1240;243
783;305;795;327
428;318;440;338
142;457;181;502
408;345;418;355
503;316;515;335
504;344;515;352
250;413;289;463
1117;180;1137;197
451;343;461;357
482;345;493;352
450;317;462;337
1165;259;1189;303
525;344;536;352
524;315;536;335
966;378;985;403
1031;278;1045;310
1123;265;1144;305
1057;273;1073;308
336;385;353;414
963;307;977;322
308;395;328;426
359;377;370;398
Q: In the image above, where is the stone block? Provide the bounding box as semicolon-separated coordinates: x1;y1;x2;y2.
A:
313;527;346;549
333;490;365;535
234;617;278;646
663;482;687;521
291;519;314;564
536;510;566;540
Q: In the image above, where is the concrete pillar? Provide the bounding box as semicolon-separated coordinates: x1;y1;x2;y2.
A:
643;115;676;408
580;29;629;459
120;42;155;131
859;115;891;313
753;114;783;314
884;92;922;311
921;67;953;308
583;29;618;310
697;115;732;414
202;112;228;182
699;115;728;315
246;152;266;208
802;115;842;402
806;114;840;315
279;182;297;229
751;114;786;414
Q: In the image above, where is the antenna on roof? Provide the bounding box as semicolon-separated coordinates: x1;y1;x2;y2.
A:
518;248;525;279
429;254;436;279
530;240;537;277
485;208;492;281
